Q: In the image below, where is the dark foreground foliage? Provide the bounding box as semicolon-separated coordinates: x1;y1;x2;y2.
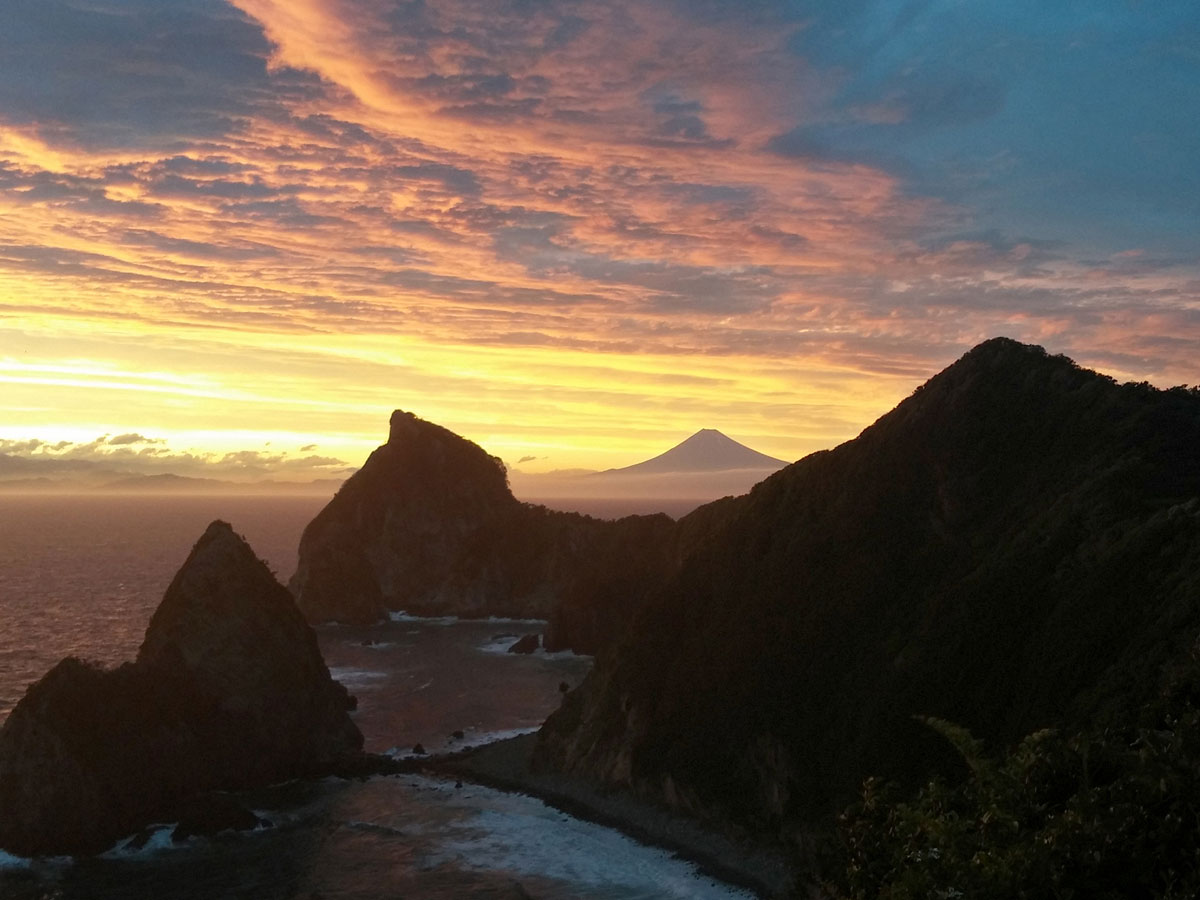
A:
828;647;1200;900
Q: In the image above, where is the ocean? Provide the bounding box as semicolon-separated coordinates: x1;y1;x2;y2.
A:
0;494;753;899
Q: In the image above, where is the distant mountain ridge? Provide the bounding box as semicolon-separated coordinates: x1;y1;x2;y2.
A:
0;458;343;495
598;429;787;475
510;429;789;512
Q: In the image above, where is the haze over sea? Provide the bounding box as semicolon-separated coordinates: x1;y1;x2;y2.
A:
0;494;330;718
0;493;752;899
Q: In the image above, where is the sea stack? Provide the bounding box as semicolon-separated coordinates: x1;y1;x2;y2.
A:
290;410;678;652
0;521;362;857
290;410;524;625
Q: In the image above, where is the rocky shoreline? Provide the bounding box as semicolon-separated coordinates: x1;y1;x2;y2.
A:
430;733;800;899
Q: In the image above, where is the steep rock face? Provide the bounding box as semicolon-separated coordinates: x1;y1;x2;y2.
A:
291;411;678;652
536;338;1200;837
138;520;361;770
292;411;520;624
0;521;361;856
540;510;684;653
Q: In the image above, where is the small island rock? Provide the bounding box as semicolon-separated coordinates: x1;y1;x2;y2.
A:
0;521;363;857
508;633;540;654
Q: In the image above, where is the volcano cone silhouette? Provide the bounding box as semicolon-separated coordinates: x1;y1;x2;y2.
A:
601;429;787;475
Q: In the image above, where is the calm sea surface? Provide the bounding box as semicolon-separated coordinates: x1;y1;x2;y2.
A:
0;494;751;899
0;494;330;718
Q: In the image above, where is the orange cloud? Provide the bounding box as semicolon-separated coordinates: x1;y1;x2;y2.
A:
0;0;1196;470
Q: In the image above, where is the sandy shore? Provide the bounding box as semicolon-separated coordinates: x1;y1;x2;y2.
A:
429;733;799;899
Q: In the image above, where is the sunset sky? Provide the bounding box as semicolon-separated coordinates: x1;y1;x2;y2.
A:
2;0;1198;479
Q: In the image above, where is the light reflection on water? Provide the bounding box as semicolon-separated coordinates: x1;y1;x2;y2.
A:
0;495;757;899
318;617;589;757
0;617;750;899
0;493;329;719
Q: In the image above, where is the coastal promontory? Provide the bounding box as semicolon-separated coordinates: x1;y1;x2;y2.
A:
290;410;678;653
536;338;1200;862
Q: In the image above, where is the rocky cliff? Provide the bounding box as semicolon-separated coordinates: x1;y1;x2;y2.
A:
0;521;363;857
536;338;1200;843
291;410;678;653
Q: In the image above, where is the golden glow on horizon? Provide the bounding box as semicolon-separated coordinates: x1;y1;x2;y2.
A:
1;0;1196;482
2;312;918;472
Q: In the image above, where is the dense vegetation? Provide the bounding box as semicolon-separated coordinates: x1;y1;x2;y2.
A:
829;644;1200;899
537;338;1200;885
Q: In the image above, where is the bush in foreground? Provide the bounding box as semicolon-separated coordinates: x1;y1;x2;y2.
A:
828;655;1200;900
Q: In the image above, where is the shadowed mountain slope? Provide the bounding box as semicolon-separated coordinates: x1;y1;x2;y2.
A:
536;338;1200;841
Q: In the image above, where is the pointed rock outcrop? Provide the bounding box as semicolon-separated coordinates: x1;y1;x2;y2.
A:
0;521;362;857
290;411;678;653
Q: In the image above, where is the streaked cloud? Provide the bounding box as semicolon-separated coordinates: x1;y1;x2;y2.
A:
0;431;353;486
0;0;1196;471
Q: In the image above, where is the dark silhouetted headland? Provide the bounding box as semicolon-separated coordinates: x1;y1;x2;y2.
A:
532;337;1200;889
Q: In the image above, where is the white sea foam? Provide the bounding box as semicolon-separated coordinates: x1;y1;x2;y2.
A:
388;611;459;625
102;824;176;858
328;666;388;687
359;641;397;650
387;611;549;627
407;776;756;899
385;725;539;759
477;634;526;654
468;726;540;744
484;615;548;626
476;634;589;661
0;849;32;869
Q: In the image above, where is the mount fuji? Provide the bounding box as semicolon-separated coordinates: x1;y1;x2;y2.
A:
599;429;787;475
509;429;790;517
